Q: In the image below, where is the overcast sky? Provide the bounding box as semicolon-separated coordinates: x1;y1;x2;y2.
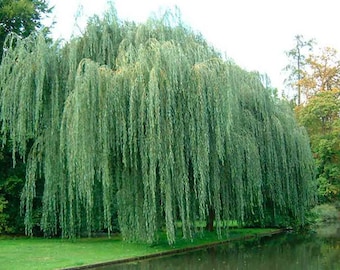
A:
46;0;340;92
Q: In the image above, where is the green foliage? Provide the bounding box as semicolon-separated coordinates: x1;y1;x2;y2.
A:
0;193;8;233
296;89;340;202
0;175;26;233
0;0;52;235
0;143;26;234
310;203;339;223
285;40;340;204
0;0;52;62
0;9;317;244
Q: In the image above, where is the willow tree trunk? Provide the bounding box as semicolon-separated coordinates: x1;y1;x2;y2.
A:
206;206;215;232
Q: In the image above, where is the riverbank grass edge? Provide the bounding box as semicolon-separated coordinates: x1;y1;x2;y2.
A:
0;228;281;270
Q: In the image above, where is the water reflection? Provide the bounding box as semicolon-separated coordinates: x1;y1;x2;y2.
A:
99;223;340;270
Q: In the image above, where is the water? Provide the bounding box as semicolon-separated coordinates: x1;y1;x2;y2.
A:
99;223;340;270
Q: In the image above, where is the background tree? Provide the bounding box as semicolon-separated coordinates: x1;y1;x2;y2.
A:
295;89;340;202
284;35;315;105
0;0;52;62
0;0;52;234
286;38;340;203
299;47;340;99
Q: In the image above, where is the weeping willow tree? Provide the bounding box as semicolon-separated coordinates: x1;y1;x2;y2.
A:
0;8;316;244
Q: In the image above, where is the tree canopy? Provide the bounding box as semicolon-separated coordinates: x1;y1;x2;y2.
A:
0;10;316;244
285;36;340;203
0;0;51;62
295;89;340;202
0;0;52;234
284;35;315;105
299;47;340;98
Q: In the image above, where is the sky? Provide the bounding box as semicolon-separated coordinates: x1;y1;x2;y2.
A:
45;0;340;92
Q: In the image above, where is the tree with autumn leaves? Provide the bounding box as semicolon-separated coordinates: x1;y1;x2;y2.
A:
286;36;340;203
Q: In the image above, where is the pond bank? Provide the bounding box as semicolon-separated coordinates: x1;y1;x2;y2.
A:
100;223;340;270
62;228;284;270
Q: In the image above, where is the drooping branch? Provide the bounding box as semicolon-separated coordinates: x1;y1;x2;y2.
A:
0;8;316;244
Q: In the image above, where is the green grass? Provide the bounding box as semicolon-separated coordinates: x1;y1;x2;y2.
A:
0;228;278;270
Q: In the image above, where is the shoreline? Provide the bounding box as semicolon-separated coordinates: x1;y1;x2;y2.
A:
63;228;284;270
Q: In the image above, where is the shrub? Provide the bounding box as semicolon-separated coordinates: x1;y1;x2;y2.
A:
310;203;339;223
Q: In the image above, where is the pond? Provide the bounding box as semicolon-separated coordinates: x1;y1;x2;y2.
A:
98;223;340;270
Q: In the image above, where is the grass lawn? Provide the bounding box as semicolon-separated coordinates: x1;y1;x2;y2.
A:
0;228;279;270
